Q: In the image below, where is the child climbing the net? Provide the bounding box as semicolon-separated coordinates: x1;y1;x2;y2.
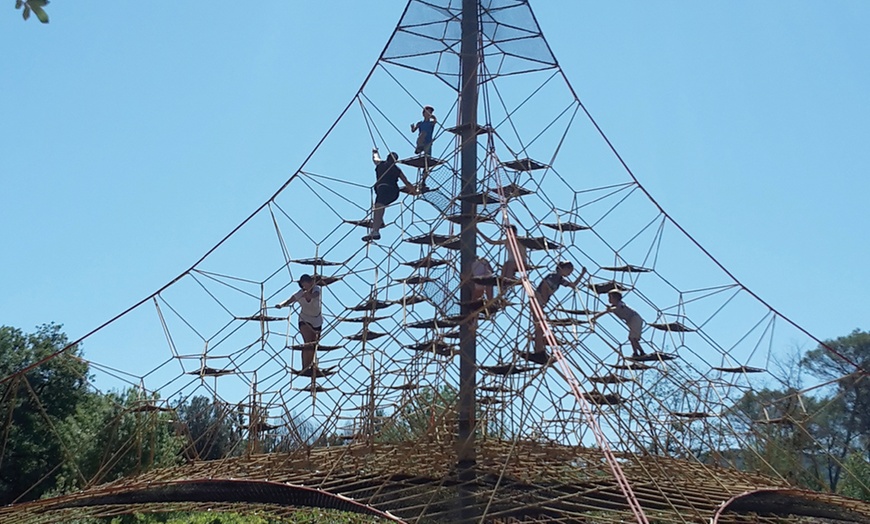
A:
410;105;437;190
275;274;323;371
589;289;646;357
363;148;417;242
471;256;494;304
478;223;527;295
524;261;587;364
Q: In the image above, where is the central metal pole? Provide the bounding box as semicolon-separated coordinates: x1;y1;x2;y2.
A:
457;0;479;521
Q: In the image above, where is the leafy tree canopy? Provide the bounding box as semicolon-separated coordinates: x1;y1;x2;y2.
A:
0;323;89;503
14;0;49;23
802;329;870;442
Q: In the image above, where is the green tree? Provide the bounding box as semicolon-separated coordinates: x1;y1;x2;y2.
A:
839;452;870;501
14;0;49;23
802;330;870;434
54;388;183;492
376;385;458;443
717;330;870;492
0;324;90;504
802;329;870;489
728;387;838;490
174;396;245;460
258;411;318;453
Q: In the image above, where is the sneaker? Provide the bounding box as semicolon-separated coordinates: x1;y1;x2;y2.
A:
362;233;381;242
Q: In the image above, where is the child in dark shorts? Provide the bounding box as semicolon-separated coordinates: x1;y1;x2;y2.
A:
363;149;416;242
275;274;323;370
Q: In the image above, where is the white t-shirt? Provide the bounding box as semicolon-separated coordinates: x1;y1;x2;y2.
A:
292;286;323;327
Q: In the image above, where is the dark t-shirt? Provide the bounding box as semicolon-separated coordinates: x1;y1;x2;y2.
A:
375;160;402;189
537;272;568;295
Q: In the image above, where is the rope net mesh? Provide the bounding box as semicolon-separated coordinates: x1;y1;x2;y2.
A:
1;1;868;523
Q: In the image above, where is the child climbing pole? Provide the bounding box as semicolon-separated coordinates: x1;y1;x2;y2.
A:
275;274;323;370
527;261;587;363
363;148;417;242
589;289;646;357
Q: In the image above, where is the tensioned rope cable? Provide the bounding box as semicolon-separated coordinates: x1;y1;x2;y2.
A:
480;75;740;510
487;153;649;522
6;3;867;522
0;0;416;388
522;0;864;375
476;53;844;484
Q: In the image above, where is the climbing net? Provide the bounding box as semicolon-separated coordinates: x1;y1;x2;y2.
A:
2;1;868;523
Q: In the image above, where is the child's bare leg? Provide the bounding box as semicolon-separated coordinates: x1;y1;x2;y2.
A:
300;323;317;369
371;205;386;236
629;337;644;356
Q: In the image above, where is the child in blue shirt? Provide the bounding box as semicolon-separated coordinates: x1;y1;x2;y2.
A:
411;105;437;156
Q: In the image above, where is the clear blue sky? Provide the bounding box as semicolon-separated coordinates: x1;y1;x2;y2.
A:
2;1;868;356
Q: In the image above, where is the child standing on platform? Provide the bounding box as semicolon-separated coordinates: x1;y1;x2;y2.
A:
590;289;646;357
411;105;437;156
275;274;323;370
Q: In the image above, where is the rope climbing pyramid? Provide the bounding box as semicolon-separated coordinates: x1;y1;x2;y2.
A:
2;1;869;523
